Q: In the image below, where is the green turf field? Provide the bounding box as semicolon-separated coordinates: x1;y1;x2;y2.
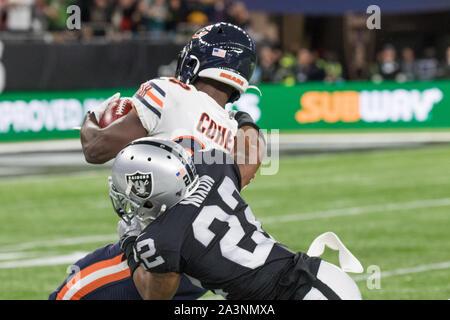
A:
0;145;449;299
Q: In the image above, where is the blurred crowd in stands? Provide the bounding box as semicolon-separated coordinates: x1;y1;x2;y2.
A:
251;44;450;84
0;0;449;83
369;45;450;82
0;0;252;41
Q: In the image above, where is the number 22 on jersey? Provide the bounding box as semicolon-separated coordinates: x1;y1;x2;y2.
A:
192;177;275;269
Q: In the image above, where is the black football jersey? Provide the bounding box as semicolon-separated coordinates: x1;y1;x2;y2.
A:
133;150;319;299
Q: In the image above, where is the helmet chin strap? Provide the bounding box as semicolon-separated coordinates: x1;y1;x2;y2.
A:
247;85;262;96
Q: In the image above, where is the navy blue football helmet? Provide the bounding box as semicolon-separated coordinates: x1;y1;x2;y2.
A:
175;22;257;102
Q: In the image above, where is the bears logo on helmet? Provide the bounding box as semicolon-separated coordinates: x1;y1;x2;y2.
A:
192;25;213;39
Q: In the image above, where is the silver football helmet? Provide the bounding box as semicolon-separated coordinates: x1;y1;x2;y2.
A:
109;137;199;226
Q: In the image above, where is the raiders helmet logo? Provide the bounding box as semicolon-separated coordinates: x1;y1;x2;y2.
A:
125;172;153;198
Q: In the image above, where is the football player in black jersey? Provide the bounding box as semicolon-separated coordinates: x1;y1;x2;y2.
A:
51;22;274;300
49;114;264;300
114;135;363;300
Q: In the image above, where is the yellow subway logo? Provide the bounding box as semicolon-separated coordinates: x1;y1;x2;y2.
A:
295;89;443;124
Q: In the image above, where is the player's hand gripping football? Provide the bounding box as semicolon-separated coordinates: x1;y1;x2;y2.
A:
91;92;121;123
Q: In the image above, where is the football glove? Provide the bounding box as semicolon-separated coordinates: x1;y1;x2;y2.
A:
117;218;143;276
117;217;142;247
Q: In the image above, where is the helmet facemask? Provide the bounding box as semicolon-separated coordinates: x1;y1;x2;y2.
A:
108;138;201;227
176;44;200;85
109;177;165;227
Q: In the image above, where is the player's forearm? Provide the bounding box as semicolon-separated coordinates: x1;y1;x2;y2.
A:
132;267;157;299
234;125;265;189
80;111;147;164
80;113;116;164
121;235;159;300
132;267;180;300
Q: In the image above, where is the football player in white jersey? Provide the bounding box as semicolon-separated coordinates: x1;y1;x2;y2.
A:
80;22;259;164
49;22;264;300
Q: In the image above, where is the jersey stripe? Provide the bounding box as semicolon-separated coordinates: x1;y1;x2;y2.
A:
149;81;166;97
69;266;130;300
59;260;130;300
56;254;129;300
134;94;161;118
146;90;163;108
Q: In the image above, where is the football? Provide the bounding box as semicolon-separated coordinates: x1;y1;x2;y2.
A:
98;97;134;128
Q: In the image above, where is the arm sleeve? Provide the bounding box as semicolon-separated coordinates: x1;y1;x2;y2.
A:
132;78;171;135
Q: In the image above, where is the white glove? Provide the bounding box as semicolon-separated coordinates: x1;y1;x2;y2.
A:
90;92;121;123
117;217;142;245
228;110;237;120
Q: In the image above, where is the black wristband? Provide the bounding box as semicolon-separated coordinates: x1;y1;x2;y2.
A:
234;111;260;131
121;236;140;276
234;111;266;145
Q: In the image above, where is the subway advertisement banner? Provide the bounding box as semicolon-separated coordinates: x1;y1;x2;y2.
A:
0;81;449;142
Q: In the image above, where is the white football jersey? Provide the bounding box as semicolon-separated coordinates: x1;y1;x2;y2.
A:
132;77;238;155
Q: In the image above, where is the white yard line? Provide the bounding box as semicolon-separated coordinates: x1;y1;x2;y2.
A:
0;169;111;185
259;198;450;224
0;252;89;268
352;261;450;282
0;234;118;252
1;249;448;290
251;199;275;208
1;197;449;253
0;252;41;261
